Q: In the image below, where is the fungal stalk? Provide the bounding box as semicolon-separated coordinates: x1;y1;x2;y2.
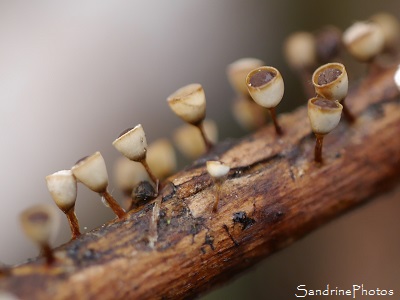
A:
206;161;230;212
308;97;343;163
46;170;81;239
71;152;126;219
246;66;285;135
167;83;213;151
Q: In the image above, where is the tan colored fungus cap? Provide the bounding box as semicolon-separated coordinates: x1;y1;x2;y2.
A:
167;83;206;125
312;62;348;102
20;204;60;245
113;157;150;195
206;161;230;179
45;170;77;213
370;12;400;49
147;139;177;179
71;151;109;193
113;124;147;162
246;66;284;109
343;21;385;61
308;97;343;135
284;31;317;69
173;119;218;159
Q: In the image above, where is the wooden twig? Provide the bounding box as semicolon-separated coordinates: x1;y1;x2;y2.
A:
0;66;400;299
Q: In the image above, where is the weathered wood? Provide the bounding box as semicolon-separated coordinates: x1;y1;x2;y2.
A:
0;65;400;299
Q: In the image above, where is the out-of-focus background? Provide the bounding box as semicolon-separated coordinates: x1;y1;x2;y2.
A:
0;1;399;299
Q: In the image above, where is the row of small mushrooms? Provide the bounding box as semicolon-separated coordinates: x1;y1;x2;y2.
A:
18;12;400;265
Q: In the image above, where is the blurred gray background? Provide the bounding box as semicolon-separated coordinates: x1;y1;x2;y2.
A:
0;1;399;299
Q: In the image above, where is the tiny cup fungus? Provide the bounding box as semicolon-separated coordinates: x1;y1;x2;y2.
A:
312;62;354;122
167;83;213;151
246;66;284;135
370;13;400;52
284;31;317;71
20;204;60;265
206;161;230;212
308;97;343;163
112;124;159;194
147;139;177;180
173;119;218;159
71;151;126;219
343;21;385;62
232;96;268;131
226;57;265;96
45;170;81;239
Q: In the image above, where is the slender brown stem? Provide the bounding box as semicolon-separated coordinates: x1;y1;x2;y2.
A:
101;191;126;219
314;134;324;163
197;121;213;151
341;98;356;123
66;208;81;239
41;243;55;266
141;159;159;195
269;107;283;135
212;181;221;212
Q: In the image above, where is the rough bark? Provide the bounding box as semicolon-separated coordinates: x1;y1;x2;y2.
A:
1;65;400;300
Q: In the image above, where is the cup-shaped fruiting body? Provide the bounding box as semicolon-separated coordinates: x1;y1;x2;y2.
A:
113;124;159;192
167;83;206;126
173;119;218;159
72;152;108;193
207;161;230;179
315;26;342;64
206;161;230;212
72;152;125;218
20;204;60;264
246;66;284;135
232;96;268;131
45;170;77;213
112;124;147;162
147;139;177;179
308;97;343;135
246;66;284;109
284;32;317;70
226;58;265;95
343;21;384;62
308;97;343;163
113;157;150;196
45;170;80;239
312;62;348;102
370;13;400;51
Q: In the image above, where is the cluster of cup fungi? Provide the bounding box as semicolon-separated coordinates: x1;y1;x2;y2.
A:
13;12;400;268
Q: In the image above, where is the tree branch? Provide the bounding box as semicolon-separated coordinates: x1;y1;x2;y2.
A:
1;66;400;299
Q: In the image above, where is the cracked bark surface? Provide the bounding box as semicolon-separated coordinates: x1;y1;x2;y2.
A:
0;65;400;299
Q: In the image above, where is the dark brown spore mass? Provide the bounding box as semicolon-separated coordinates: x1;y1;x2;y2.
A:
314;98;340;109
118;127;133;138
28;212;49;224
249;70;275;87
317;68;342;85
